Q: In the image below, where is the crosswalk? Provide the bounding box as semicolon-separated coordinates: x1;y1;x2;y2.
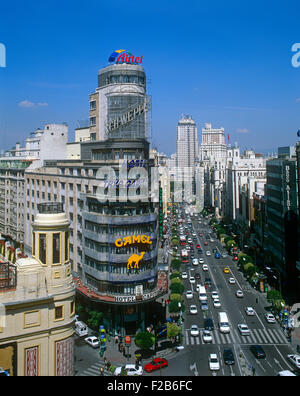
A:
185;327;288;346
79;361;109;377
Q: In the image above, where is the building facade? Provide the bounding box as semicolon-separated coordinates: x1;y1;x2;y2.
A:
0;203;75;376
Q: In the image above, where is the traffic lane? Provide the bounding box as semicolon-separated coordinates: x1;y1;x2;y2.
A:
240;344;294;376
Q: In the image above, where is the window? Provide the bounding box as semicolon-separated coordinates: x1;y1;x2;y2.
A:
53;233;61;264
90;100;97;110
65;231;69;262
90;117;96;127
70;301;75;316
32;232;36;257
54;305;64;321
39;234;47;264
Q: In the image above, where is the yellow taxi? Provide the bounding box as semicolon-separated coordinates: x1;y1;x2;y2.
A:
223;267;230;274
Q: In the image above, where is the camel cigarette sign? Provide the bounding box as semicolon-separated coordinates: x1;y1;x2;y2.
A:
114;235;152;270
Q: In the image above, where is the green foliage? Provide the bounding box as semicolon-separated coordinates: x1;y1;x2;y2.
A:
87;311;103;330
134;331;155;349
170;282;184;295
170;271;181;280
167;322;181;338
170;293;182;302
171;258;181;271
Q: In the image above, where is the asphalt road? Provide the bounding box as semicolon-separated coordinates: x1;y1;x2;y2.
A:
170;210;297;376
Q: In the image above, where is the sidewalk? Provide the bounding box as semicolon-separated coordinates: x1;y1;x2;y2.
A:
96;335;178;375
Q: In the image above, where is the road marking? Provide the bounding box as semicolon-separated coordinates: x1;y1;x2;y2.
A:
252;329;263;344
274;345;295;371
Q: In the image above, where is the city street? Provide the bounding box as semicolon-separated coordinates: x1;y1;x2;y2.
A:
168;208;298;376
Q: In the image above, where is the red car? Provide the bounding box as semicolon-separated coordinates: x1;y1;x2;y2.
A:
144;358;168;373
196;244;201;249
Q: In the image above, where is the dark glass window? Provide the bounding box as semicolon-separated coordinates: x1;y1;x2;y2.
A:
53;233;60;264
39;234;46;264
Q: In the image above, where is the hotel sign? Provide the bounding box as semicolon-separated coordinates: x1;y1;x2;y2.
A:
114;289;162;303
106;99;151;134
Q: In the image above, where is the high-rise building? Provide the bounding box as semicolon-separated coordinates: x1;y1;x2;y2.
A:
24;60;163;335
265;147;299;297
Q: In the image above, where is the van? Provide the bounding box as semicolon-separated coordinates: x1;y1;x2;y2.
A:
218;312;230;334
75;321;88;337
198;285;207;302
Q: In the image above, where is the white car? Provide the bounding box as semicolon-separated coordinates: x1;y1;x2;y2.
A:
287;354;300;369
190;305;198;314
186;290;193;299
228;278;236;284
222;253;228;258
265;313;276;323
182;272;188;279
114;364;143;376
245;307;255;316
189;276;195;284
202;264;209;271
238;324;250;336
190;324;200;336
236;290;244;298
206;251;211;256
202;330;213;343
84;336;100;348
213;299;221;308
192;258;199;266
211;291;219;300
209;353;220;371
199;258;205;264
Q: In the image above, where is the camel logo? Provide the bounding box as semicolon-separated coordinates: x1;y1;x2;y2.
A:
127;251;146;270
114;235;152;271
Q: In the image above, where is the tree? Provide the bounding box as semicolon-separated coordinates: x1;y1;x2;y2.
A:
170;293;182;302
170;271;181;280
87;311;103;330
167;322;180;339
135;331;155;349
171;258;181;271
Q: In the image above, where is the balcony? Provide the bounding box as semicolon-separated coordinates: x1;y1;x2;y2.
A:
83;211;157;226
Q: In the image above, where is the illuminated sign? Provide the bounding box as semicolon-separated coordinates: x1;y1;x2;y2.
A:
108;49;143;64
106;99;150;134
115;235;152;248
114;235;152;270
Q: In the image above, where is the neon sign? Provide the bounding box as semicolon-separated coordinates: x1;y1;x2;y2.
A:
114;235;152;270
108;49;143;64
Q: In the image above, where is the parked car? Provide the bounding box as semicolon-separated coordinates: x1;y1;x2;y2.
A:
114;364;143;376
223;348;235;365
144;358;168;373
250;345;266;359
209;354;220;371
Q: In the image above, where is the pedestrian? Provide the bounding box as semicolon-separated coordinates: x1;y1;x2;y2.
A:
115;335;119;344
103;357;107;366
106;360;111;370
99;367;104;376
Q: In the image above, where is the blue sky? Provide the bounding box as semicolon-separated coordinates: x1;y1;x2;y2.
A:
0;0;299;156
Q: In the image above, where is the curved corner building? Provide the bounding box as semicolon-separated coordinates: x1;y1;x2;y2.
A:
76;61;163;335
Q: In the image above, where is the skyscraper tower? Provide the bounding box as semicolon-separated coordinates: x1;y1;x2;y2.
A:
176;115;198;197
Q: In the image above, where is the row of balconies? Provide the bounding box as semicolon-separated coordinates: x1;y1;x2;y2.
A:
84;265;157;283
